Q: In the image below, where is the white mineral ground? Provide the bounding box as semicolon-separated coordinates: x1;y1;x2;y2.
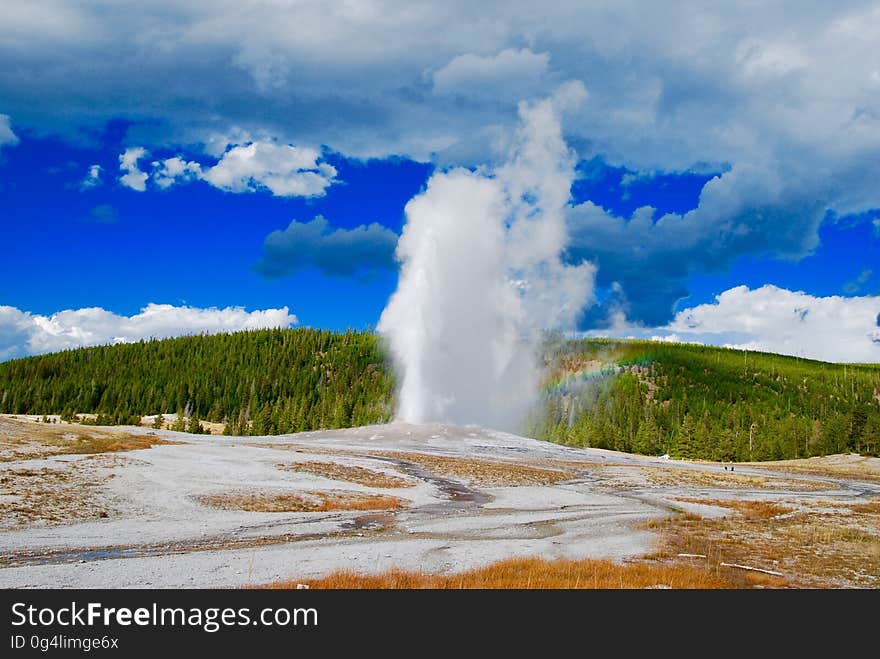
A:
0;418;877;588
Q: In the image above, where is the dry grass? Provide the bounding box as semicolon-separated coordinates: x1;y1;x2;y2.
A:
264;556;737;589
139;415;225;435
0;417;172;462
278;461;414;488
747;455;880;484
0;456;120;527
372;451;576;487
639;466;834;491
650;497;880;588
197;490;407;513
675;497;793;519
847;500;880;515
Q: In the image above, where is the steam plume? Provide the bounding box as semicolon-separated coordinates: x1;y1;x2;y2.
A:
378;83;595;430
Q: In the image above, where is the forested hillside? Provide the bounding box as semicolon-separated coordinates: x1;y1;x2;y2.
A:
2;331;879;460
531;338;880;460
0;329;393;434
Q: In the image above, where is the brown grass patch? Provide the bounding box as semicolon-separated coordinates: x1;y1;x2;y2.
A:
372;451;576;487
650;498;880;588
0;417;173;461
264;556;736;589
197;490;406;513
278;461;414;488
847;500;880;515
640;466;833;491
675;497;793;519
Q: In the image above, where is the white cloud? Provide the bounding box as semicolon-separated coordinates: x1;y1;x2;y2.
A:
4;3;880;330
0;303;297;360
80;163;102;189
5;3;878;171
118;147;148;191
593;285;880;363
200;142;337;197
152;156;202;189
566;159;831;327
118;142;337;197
0;114;18;149
3;5;878;208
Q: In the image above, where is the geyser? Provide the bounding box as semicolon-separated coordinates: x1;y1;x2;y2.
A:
378;82;595;430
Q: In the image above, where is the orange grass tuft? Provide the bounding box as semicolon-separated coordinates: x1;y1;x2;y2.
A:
675;497;793;519
264;556;736;589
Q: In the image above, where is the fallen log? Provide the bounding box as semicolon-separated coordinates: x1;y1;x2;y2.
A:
720;561;783;577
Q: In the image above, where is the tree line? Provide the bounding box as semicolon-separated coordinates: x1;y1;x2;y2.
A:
530;338;880;459
2;331;878;460
0;328;394;435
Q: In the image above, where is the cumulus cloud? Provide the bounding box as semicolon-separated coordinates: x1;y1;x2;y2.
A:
152;156;202;189
118;146;148;191
254;215;398;278
4;3;880;331
80;164;103;189
200;142;337;197
592;285;880;363
566;159;831;326
0;303;297;361
4;3;878;170
0;114;18;149
118;142;337;197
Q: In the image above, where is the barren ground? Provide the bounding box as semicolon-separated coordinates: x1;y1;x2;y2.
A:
0;415;877;588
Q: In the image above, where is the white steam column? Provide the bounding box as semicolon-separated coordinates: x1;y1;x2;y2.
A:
378;82;595;431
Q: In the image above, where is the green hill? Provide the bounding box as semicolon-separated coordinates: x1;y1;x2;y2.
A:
1;331;878;460
0;329;394;435
530;338;880;460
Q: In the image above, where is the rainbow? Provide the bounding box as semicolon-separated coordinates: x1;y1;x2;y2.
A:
539;355;655;397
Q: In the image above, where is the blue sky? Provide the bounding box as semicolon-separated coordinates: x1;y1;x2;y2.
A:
1;2;879;362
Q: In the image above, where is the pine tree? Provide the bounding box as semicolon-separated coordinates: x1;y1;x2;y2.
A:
187;415;204;435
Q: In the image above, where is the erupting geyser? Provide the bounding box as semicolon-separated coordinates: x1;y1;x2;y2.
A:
378;82;596;431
